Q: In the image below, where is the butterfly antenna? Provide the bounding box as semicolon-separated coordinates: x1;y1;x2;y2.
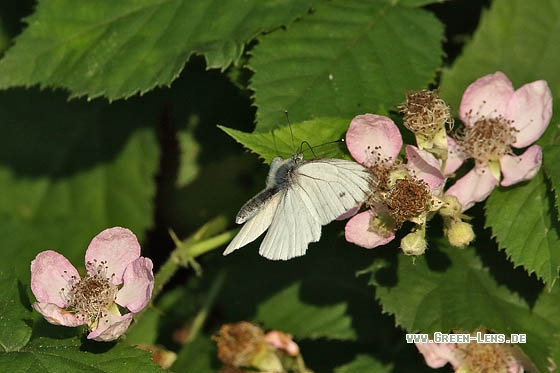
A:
301;141;317;158
284;110;297;154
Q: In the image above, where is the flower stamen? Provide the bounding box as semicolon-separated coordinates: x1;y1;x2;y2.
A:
455;116;518;165
65;260;119;326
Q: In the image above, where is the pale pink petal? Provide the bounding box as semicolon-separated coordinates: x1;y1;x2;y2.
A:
444;136;466;175
406;145;445;190
459;72;514;126
506;80;552;148
32;302;85;327
85;227;141;285
336;204;362;221
115;257;154;313
31;250;79;307
445;167;499;211
416;342;460;369
507;363;524;373
264;331;300;356
87;313;133;342
346;114;402;167
500;145;542;187
345;210;395;248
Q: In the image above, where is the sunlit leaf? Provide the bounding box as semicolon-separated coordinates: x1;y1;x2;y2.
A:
250;0;444;131
0;0;313;100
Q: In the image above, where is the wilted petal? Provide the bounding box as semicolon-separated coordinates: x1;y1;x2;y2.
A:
500;145;542;187
444;136;466;175
31;250;79;307
459;72;514;126
506;80;552;148
115;257;154;313
85;227;141;285
416;342;460;369
406;145;445;190
345;210;395;248
445;167;499;211
87;313;133;342
32;302;85;327
264;330;300;356
346;114;402;167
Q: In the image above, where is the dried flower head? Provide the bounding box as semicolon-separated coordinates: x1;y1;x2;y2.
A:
400;89;453;136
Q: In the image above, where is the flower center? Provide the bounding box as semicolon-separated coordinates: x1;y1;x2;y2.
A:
457;336;518;372
385;177;431;225
456;116;518;164
63;260;118;326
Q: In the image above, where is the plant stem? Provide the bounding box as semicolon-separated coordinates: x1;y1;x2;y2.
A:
152;228;237;300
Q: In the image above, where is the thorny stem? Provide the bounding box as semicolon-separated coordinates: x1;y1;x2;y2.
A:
152;225;237;300
132;217;238;325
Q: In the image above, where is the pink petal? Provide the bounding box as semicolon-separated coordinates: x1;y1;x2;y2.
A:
85;227;141;285
500;145;542;187
32;302;85;327
115;257;154;313
415;342;460;369
336;204;362;221
87;313;134;342
459;72;514;126
264;331;300;356
506;80;552;148
346;114;402;167
445;167;499;211
444;136;466;175
31;250;80;307
406;145;445;190
344;210;395;248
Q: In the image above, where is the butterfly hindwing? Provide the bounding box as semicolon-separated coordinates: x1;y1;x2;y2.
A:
259;184;321;260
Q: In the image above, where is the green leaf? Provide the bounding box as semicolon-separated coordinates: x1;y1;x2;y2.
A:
334;354;392;373
439;0;560;115
0;337;162;372
370;241;557;372
173;333;218;373
542;125;560;216
0;0;313;100
249;0;444;132
0;89;158;276
0;268;32;352
485;173;560;286
219;117;353;163
255;283;356;340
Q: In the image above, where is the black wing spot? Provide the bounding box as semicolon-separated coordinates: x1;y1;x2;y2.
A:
339;191;346;198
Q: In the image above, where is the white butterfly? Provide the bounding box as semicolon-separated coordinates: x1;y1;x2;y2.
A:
223;153;374;260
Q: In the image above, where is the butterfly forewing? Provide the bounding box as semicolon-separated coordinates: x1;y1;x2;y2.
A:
224;193;281;255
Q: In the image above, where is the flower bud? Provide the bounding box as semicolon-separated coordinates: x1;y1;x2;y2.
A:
401;229;427;256
446;220;475;248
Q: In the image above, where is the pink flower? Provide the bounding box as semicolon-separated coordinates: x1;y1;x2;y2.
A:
446;72;552;211
30;227;154;342
344;114;445;252
416;331;530;372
